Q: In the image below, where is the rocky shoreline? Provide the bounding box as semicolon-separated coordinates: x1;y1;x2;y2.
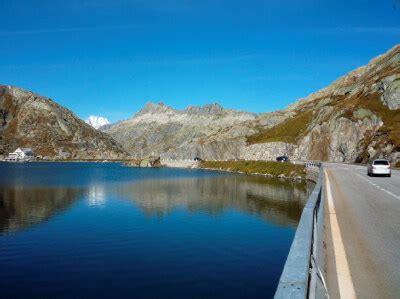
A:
198;160;308;180
199;166;307;181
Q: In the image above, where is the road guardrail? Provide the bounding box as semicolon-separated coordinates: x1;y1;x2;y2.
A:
275;164;328;298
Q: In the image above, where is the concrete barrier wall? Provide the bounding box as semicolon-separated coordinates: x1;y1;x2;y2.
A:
161;159;198;168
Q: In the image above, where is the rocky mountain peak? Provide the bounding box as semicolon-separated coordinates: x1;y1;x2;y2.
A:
0;85;127;159
135;102;175;117
104;100;256;157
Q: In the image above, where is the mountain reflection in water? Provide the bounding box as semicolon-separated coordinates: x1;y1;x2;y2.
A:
0;170;311;233
0;187;81;233
111;175;311;227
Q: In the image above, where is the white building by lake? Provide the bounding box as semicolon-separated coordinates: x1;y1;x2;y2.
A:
5;148;35;162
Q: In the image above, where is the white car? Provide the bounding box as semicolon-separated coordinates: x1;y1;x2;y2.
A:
367;159;391;177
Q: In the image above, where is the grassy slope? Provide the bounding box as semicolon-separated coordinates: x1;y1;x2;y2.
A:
246;110;313;144
200;160;306;178
246;91;399;161
359;94;400;149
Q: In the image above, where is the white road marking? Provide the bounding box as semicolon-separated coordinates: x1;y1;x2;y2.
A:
325;170;357;299
333;164;400;201
355;173;400;201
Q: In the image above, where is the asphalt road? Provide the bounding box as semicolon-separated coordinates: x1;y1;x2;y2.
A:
324;163;400;299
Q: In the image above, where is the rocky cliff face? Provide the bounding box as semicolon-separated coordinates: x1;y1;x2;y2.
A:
160;45;400;164
160;110;290;161
292;45;400;163
0;86;127;159
104;102;256;157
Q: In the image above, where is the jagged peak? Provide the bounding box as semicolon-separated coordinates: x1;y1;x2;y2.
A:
134;102;175;117
131;101;255;119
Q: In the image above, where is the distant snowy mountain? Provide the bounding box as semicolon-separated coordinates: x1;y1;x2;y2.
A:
86;116;110;129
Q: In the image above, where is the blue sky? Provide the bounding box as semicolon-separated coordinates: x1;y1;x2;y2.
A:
1;0;399;122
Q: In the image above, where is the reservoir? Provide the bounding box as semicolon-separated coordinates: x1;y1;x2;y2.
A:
0;162;311;298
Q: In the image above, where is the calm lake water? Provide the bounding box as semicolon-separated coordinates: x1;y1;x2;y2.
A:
0;162;311;298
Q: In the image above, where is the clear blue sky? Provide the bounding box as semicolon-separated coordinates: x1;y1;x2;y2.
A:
1;0;399;122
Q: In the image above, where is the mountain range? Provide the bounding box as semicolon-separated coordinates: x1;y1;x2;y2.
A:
1;45;399;164
103;102;256;158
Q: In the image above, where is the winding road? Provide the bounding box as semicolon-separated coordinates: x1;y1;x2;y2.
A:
324;163;400;298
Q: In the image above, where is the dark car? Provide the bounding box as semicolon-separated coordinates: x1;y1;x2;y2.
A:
276;156;289;162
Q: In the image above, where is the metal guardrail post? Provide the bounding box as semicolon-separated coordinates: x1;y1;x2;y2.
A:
275;165;327;299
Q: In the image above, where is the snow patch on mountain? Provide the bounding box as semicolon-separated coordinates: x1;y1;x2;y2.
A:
86;116;110;129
